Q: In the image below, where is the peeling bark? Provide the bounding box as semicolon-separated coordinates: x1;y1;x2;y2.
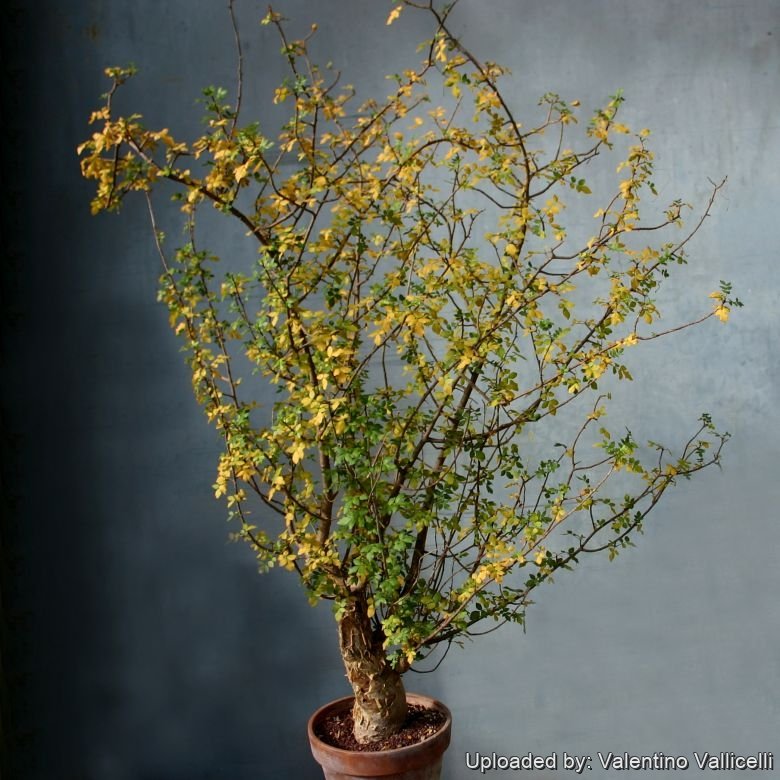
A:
338;595;407;743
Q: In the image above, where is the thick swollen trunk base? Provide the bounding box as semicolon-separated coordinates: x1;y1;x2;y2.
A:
338;597;407;743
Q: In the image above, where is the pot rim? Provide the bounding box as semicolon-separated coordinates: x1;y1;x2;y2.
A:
307;691;452;764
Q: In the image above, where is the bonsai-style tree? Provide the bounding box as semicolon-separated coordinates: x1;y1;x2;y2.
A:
79;1;740;744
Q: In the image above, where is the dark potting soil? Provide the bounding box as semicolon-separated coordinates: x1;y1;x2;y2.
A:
315;703;447;752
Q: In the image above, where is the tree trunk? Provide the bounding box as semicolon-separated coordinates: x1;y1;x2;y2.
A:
338;594;407;743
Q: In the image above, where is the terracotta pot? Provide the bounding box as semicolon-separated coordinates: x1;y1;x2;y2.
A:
308;692;452;780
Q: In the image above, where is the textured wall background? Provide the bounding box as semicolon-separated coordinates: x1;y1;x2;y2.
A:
3;1;779;778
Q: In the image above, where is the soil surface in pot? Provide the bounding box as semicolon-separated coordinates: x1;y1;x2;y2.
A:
314;703;447;752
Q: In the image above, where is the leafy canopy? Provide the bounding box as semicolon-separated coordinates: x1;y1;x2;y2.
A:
79;2;739;671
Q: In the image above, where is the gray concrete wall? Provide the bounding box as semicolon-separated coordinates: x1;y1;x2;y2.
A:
3;1;778;778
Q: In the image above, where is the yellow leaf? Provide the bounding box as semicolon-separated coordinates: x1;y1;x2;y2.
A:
434;36;448;63
714;306;729;322
290;442;306;464
544;196;562;216
386;5;402;25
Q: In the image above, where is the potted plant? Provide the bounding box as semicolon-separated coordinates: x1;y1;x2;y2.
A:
78;2;739;776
